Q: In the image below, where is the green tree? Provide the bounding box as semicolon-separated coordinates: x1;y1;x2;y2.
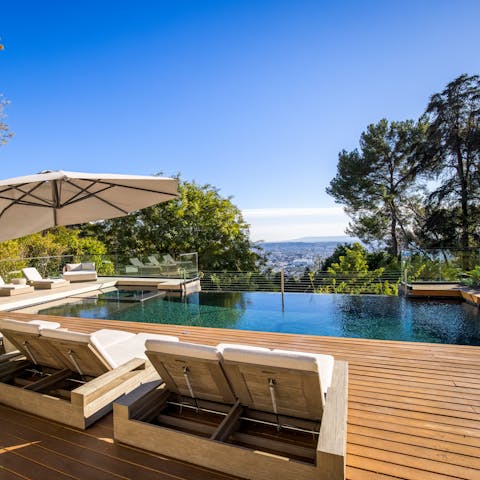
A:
0;227;113;277
417;74;480;251
88;178;263;271
327;119;427;257
324;243;398;295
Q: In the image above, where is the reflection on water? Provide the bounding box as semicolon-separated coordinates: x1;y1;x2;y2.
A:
38;292;480;345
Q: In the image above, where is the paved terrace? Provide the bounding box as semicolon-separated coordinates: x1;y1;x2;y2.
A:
1;312;480;480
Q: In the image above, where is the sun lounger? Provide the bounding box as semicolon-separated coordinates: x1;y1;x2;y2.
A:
0;320;179;428
62;262;97;282
114;341;348;480
0;275;34;296
147;255;161;266
0;318;62;365
22;267;70;289
129;257;161;275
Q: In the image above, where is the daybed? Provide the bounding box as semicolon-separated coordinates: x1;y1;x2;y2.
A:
0;318;179;428
62;262;98;282
0;275;34;296
114;340;348;480
22;267;70;289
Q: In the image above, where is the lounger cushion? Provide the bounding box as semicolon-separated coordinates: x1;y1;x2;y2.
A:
34;278;68;285
22;267;43;281
146;339;220;361
273;349;334;392
0;283;30;290
0;318;61;334
65;262;96;272
90;329;136;348
222;347;320;373
105;333;179;364
216;343;271;354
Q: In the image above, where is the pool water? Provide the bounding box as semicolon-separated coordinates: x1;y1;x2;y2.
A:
37;292;480;345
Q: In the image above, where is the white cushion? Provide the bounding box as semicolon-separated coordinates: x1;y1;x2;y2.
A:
216;343;271;354
0;284;30;290
0;318;61;334
34;278;68;284
22;267;43;281
105;333;179;364
65;263;82;272
273;349;334;392
81;262;95;271
222;347;320;373
91;329;136;348
62;271;97;280
146;339;220;361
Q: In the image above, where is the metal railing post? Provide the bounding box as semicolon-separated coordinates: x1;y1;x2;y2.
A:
281;268;285;311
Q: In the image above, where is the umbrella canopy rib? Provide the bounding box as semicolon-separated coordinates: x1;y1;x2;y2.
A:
0;170;179;241
0;182;54;219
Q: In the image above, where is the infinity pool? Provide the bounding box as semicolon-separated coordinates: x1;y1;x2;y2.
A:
37;291;480;345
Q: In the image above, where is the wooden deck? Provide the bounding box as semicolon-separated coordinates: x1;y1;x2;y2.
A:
1;311;480;480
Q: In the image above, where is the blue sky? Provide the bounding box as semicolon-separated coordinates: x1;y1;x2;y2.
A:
1;1;479;240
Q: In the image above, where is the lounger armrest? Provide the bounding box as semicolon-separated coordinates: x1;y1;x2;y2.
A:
71;357;149;407
317;360;348;480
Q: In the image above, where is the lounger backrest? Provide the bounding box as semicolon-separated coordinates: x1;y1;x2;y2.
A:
0;318;66;369
22;267;43;281
129;258;143;268
40;328;115;377
0;275;4;285
147;256;160;265
145;339;236;403
221;346;331;421
163;254;175;264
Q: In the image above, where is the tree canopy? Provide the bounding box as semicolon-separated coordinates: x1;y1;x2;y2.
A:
0;227;111;280
327;119;427;256
328;73;480;257
86;178;263;271
417;74;480;250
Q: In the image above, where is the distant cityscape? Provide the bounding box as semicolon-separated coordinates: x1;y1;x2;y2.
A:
258;237;355;277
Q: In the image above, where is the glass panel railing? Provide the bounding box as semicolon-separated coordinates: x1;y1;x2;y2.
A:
0;252;199;281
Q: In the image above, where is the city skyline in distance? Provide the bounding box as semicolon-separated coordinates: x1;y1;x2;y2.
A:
242;207;351;242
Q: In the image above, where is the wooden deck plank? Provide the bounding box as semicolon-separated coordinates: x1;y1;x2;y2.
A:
0;468;28;480
0;406;236;480
1;311;480;480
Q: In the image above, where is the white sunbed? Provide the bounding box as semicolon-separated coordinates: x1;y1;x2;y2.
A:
0;320;179;428
0;275;35;296
22;267;70;289
62;262;98;282
0;318;62;366
114;340;348;480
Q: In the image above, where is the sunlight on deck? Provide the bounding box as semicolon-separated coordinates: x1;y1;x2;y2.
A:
1;312;480;480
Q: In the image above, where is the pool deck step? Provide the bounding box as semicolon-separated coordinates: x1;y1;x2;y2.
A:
1;312;480;480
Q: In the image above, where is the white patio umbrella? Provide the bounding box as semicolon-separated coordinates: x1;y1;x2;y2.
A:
0;170;179;241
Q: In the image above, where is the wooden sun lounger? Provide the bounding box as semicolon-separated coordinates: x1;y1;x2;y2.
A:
22;267;70;289
0;319;178;429
113;341;348;480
